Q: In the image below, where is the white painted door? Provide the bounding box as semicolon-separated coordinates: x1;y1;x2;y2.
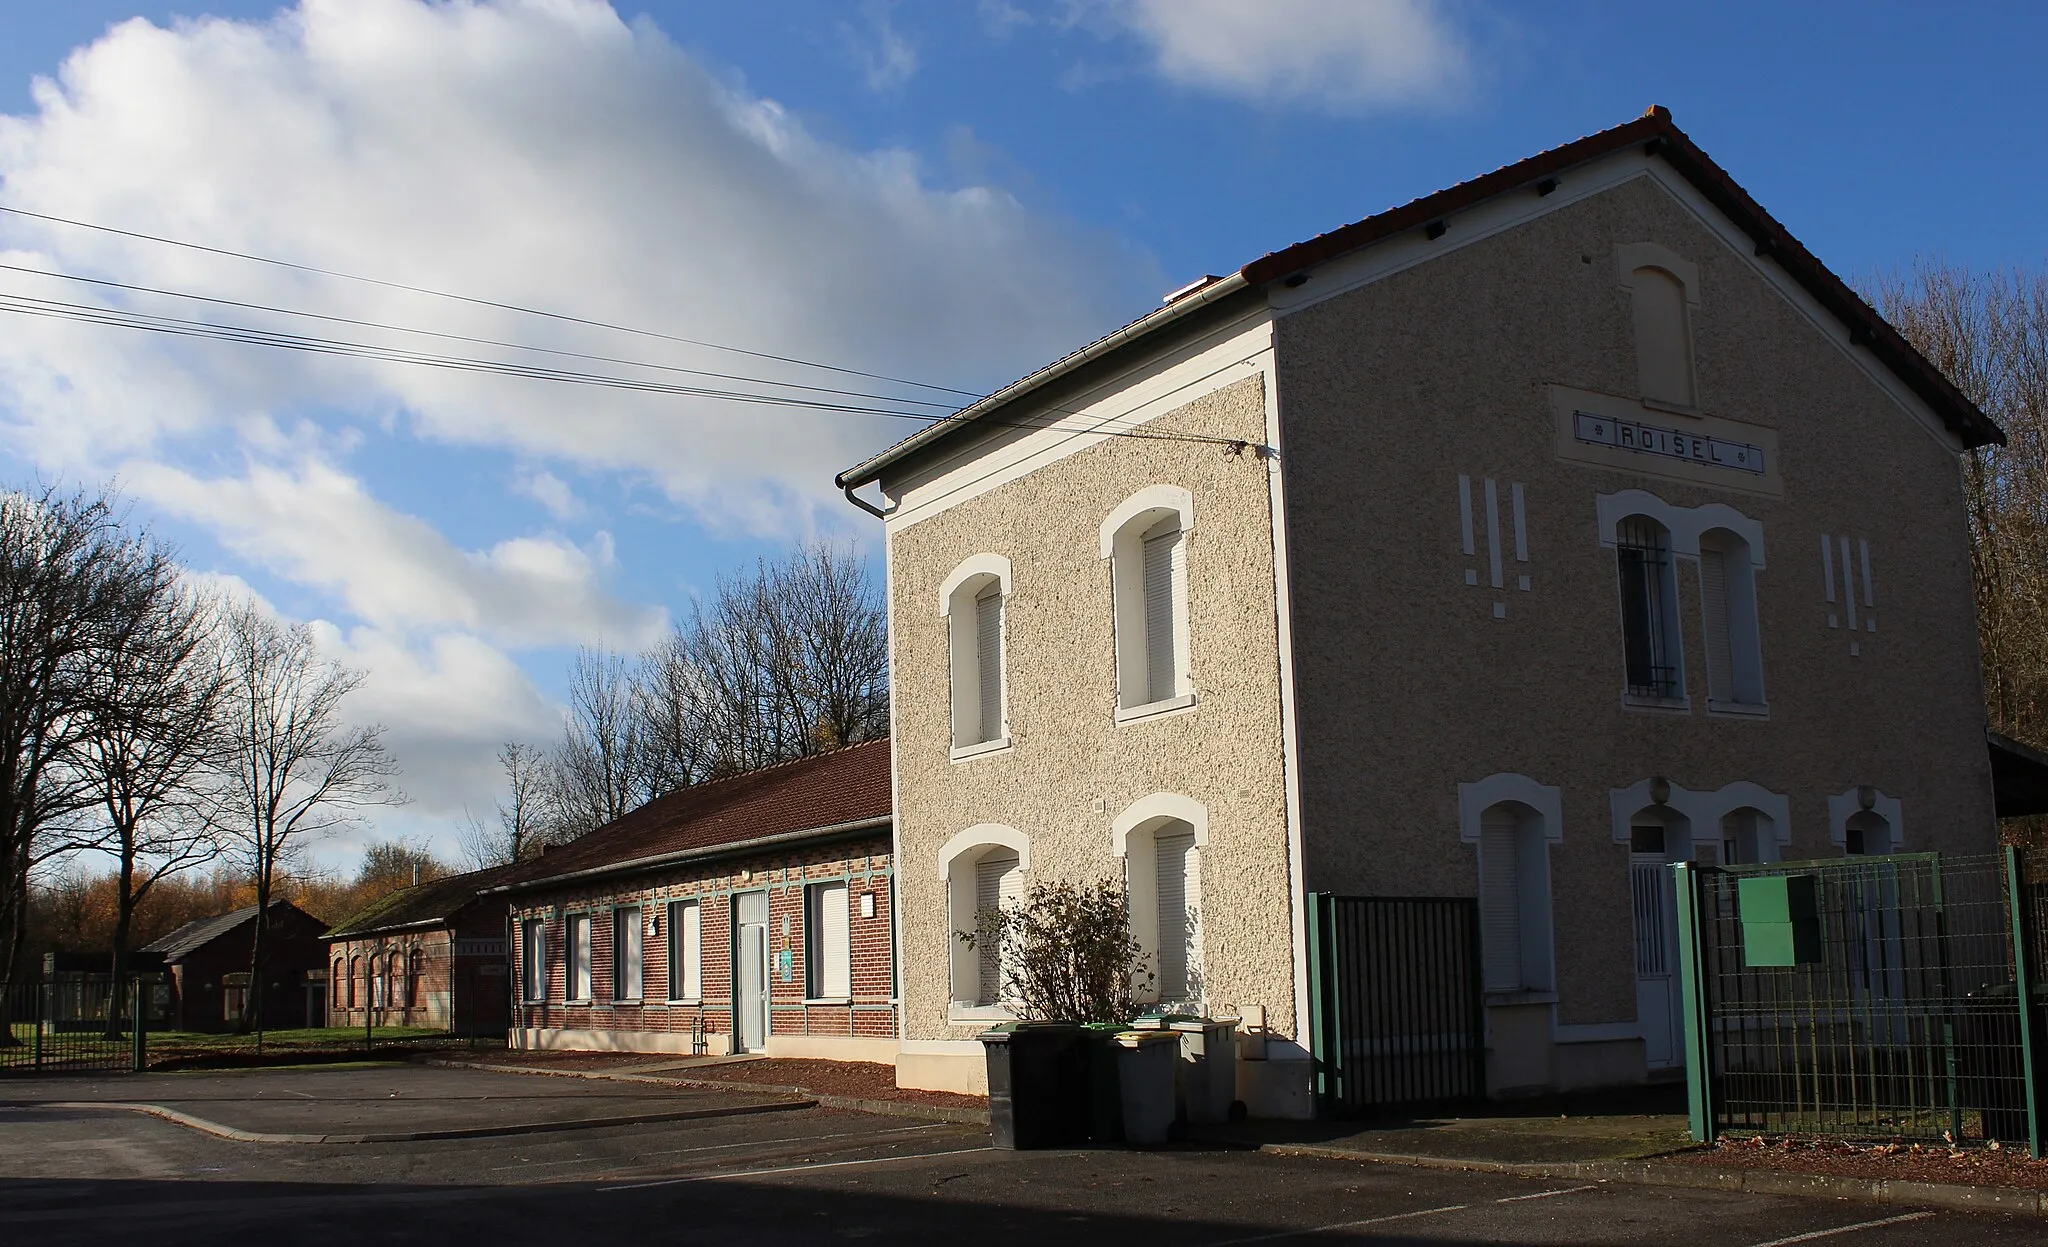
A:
1630;857;1681;1070
735;890;769;1052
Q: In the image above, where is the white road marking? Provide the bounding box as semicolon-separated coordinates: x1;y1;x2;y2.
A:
597;1145;995;1192
1742;1211;1938;1247
1495;1183;1601;1202
1198;1204;1471;1246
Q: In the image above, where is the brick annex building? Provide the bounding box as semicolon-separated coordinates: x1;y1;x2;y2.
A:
500;740;895;1061
325;863;522;1039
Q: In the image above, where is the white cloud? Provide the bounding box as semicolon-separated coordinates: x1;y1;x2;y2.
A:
0;0;1140;529
126;457;664;648
513;465;584;521
1075;0;1475;111
843;3;920;92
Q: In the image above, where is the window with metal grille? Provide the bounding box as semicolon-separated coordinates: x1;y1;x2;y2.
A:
1616;516;1681;698
668;900;701;1001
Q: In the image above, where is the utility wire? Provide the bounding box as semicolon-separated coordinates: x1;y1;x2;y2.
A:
0;204;1259;452
0;202;982;399
0;291;1254;449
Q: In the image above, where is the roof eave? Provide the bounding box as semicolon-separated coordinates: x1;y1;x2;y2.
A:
487;814;894;895
836;274;1256;491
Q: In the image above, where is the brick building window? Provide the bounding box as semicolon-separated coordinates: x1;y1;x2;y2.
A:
521;919;547;1002
613;907;644;1002
566;913;593;1002
805;882;851;1000
667;900;702;1001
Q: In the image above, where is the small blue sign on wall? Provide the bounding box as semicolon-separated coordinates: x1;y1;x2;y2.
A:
776;949;793;983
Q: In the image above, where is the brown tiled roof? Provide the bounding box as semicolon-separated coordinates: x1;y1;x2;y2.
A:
142;901;317;963
503;739;892;891
323;862;526;940
838;106;2000;490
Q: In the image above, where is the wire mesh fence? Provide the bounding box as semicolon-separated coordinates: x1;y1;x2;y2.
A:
1688;851;2034;1145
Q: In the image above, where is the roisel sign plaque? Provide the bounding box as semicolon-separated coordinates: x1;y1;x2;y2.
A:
1573;411;1765;475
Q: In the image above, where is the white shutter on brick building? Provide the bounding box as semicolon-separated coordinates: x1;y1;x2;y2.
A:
811;882;851;999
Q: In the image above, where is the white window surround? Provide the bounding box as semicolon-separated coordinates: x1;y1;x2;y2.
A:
1110;793;1210;1006
1826;786;1904;853
1101;486;1197;714
940;554;1013;757
1617;242;1703;414
1456;774;1561;1000
1607;779;1792;856
938;824;1030;1023
1615;242;1702;303
1596;491;1766;565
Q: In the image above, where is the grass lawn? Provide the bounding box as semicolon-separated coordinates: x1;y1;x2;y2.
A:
147;1026;451;1051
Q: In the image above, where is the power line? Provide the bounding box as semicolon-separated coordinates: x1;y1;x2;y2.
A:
0;291;1254;449
0;202;982;400
0;203;1259;452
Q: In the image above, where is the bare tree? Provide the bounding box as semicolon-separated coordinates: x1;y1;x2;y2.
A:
1871;262;2048;743
551;649;648;837
216;603;400;1036
0;486;162;988
70;571;229;1030
458;741;555;867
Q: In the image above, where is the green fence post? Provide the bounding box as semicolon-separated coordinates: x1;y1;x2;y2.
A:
1304;892;1330;1109
1673;861;1715;1144
2004;846;2042;1159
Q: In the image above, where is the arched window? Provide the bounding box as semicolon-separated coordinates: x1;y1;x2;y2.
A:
332;958;345;1008
1112;794;1207;1006
1844;810;1893;856
940;555;1011;754
939;825;1030;1013
1719;806;1778;865
1698;528;1764;707
371;954;387;1009
1618;244;1701;409
1828;786;1903;856
405;949;423;1009
1101;487;1195;715
1615;515;1682;699
347;955;361;1009
1457;775;1560;997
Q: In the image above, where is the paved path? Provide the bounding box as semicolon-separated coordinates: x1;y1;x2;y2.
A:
0;1068;2039;1245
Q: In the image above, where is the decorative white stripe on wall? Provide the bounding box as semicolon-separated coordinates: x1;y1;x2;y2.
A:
1457;474;1532;618
1820;532;1876;655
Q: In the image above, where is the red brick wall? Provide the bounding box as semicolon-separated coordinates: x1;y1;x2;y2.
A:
507;833;895;1047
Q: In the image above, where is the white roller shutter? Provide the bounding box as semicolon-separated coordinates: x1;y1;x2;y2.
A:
975;586;1002;743
1479;807;1523;991
812;882;851;999
1155;829;1196;1001
1700;545;1733;702
669;901;702;1000
975;850;1021;1006
1142;524;1182;703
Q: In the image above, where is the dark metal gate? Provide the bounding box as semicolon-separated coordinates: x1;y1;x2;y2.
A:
1306;894;1486;1113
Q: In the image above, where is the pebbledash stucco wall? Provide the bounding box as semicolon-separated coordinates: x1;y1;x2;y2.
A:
1272;172;1995;1047
883;375;1297;1095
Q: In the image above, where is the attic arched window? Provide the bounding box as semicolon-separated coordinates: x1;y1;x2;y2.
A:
1618;244;1701;409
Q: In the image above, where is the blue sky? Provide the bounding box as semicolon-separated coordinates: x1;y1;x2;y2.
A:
0;0;2040;870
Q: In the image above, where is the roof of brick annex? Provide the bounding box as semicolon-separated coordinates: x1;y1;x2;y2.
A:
504;738;893;891
142;901;313;963
838;106;2001;491
324;862;526;940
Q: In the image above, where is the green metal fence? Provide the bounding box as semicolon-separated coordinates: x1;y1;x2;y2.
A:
1677;849;2046;1153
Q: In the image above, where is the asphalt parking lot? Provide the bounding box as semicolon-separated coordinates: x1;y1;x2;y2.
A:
1;1065;2041;1245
